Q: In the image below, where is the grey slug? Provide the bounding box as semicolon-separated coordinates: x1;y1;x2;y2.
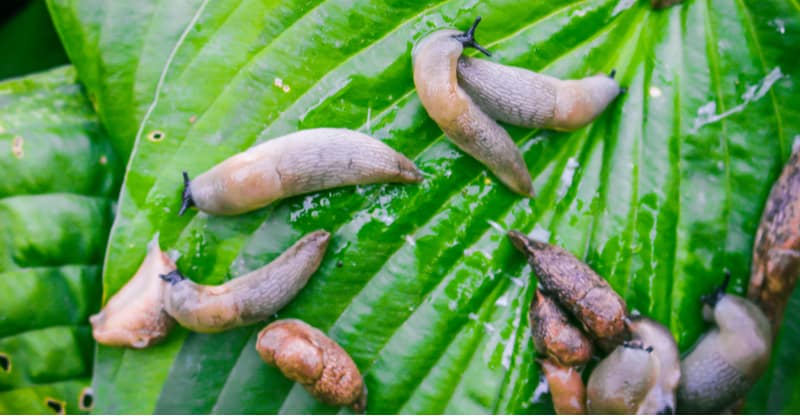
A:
411;17;535;197
678;272;772;412
457;57;622;131
748;147;800;336
256;319;367;412
586;317;680;414
89;234;176;348
179;128;423;216
161;230;330;333
508;230;628;351
530;289;593;414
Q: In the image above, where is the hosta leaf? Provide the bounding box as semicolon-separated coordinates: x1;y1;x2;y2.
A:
0;66;122;413
49;0;800;413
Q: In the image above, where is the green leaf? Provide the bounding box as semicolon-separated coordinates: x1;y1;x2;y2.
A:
0;0;69;81
0;66;122;413
49;0;800;413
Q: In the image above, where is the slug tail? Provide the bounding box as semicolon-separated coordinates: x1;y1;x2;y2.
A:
179;171;195;216
453;16;492;57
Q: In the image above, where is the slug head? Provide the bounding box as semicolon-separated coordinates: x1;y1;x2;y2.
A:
701;270;731;308
179;171;195;216
507;230;548;256
452;16;492;56
160;270;186;285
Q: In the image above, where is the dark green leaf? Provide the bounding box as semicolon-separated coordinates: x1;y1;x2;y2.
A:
0;66;121;413
49;0;800;413
0;0;69;81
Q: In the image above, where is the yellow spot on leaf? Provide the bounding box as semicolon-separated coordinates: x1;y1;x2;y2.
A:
483;177;492;186
189;115;197;124
147;130;165;142
12;136;23;159
99;155;108;165
0;124;5;133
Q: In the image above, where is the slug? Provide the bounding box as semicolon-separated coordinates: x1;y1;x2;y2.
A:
456;58;622;132
748;148;800;336
161;230;330;333
411;17;535;197
677;272;772;412
89;234;176;348
256;319;366;412
530;289;592;414
508;230;628;351
587;317;680;414
587;340;658;414
180;128;423;216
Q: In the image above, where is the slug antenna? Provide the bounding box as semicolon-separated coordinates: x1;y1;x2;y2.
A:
609;69;617;79
454;16;492;57
179;171;195;216
701;269;731;307
160;270;186;285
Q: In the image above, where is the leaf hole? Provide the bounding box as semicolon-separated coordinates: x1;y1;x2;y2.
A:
147;130;166;142
79;387;93;411
0;353;9;372
45;398;65;414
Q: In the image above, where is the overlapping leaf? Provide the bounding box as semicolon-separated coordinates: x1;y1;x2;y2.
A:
0;66;122;413
48;0;800;413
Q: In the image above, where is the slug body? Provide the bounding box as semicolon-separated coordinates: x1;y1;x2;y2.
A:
162;231;330;333
256;319;366;411
627;317;680;414
748;148;800;335
411;19;534;197
509;230;628;350
457;57;622;131
182;128;422;216
89;235;175;348
530;289;592;414
678;275;772;412
587;341;659;414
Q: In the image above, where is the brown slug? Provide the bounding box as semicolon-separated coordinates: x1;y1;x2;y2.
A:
678;272;772;412
748;148;800;336
411;17;535;197
587;317;680;414
456;58;622;132
180;128;422;216
89;234;176;348
256;319;367;412
161;231;330;333
508;230;628;351
530;289;592;414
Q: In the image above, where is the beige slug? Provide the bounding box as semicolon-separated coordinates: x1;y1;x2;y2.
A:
457;58;622;131
587;317;680;414
748;147;800;336
89;234;176;348
161;231;330;333
411;17;535;197
678;272;772;412
256;319;367;411
508;230;628;351
180;128;423;216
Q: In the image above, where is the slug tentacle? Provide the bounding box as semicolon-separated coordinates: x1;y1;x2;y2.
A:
456;56;622;131
256;319;367;411
89;234;176;348
412;20;534;197
162;230;330;333
178;171;194;216
452;16;491;56
183;129;422;216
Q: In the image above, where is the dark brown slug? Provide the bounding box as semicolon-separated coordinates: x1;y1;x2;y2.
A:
748;148;800;336
509;230;628;351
